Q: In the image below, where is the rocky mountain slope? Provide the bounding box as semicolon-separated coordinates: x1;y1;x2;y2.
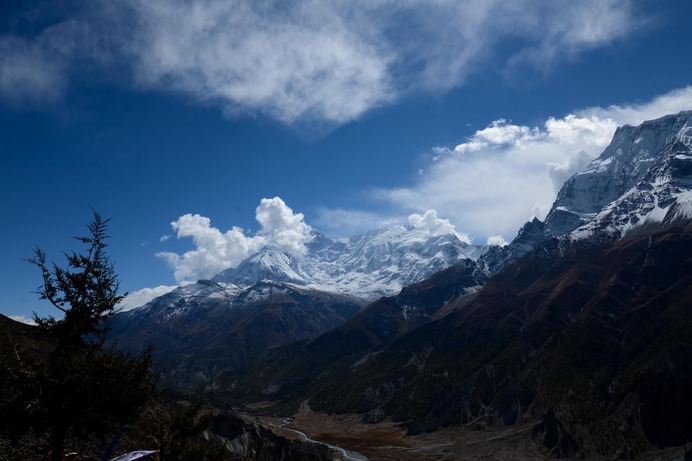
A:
221;225;692;459
211;258;487;404
109;281;365;388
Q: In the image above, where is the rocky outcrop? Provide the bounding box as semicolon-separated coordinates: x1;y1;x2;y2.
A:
209;413;332;461
479;218;546;275
532;410;583;459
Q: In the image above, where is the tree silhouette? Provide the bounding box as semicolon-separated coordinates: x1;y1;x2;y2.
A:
26;211;155;461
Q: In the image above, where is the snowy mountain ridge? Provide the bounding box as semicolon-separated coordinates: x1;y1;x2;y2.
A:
128;222;484;319
481;110;692;273
549;110;692;240
212;223;484;301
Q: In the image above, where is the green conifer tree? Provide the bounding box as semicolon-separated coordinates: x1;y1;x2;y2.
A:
27;211;155;461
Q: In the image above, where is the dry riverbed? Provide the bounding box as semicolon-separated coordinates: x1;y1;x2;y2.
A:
258;412;552;461
250;410;691;461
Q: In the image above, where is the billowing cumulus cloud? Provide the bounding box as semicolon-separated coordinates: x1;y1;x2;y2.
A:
0;0;643;123
369;86;692;241
487;235;508;247
375;115;616;240
158;197;312;282
255;197;314;255
408;210;471;244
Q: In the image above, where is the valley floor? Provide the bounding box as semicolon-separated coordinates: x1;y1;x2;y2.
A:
257;412;692;461
261;412;550;461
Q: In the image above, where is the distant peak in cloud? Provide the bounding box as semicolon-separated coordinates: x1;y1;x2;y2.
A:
157;197;312;283
256;197;313;255
487;235;508;247
408;210;471;244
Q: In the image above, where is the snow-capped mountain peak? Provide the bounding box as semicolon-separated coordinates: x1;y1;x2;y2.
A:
211;224;484;301
213;246;307;286
481;111;692;274
545;110;692;240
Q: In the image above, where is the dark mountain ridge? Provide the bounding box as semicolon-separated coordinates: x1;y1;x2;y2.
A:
210;258;486;403
108;221;486;388
208;111;692;458
219;225;692;458
109;281;364;388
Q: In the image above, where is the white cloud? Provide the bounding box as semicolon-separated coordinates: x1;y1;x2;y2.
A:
158;197;312;282
157;214;265;282
118;285;178;311
505;0;642;72
0;0;644;124
375;86;692;242
0;20;84;105
159;234;171;242
120;1;393;125
578;85;692;127
8;314;37;326
408;210;471;244
487;235;508;247
454;120;542;154
255;197;313;255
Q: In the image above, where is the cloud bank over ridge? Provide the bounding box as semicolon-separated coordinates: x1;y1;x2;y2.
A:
317;86;692;241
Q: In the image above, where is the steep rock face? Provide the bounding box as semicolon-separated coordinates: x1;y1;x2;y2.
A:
479;218;546;275
547;110;692;239
486;111;692;274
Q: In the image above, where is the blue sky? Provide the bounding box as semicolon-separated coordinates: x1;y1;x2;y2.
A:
2;0;692;321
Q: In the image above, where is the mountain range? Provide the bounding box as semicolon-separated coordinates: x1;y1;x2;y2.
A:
110;221;484;386
109;110;692;458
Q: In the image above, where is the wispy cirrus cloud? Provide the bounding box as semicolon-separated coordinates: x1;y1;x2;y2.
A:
0;0;644;124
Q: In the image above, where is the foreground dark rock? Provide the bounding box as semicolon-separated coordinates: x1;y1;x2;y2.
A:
209;413;332;461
